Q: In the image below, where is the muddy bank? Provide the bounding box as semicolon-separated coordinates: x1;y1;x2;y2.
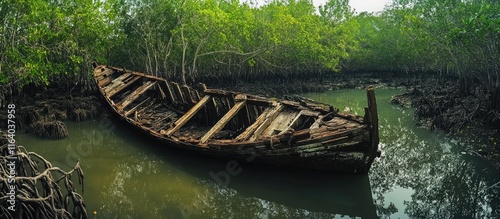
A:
209;73;410;98
391;80;500;131
391;80;500;170
0;89;107;139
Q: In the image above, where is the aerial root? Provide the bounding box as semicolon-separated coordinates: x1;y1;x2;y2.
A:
28;119;69;139
0;131;87;219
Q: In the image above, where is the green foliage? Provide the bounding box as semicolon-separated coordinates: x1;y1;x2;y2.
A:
2;0;499;95
349;0;500;98
107;0;360;82
0;0;363;87
0;0;116;88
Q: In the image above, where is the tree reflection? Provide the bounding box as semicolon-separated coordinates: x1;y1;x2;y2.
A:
369;106;500;218
403;157;500;218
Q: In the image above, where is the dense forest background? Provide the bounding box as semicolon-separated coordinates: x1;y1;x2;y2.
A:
1;0;499;108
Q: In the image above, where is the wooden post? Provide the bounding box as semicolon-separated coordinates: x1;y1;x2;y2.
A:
367;86;379;147
364;85;379;173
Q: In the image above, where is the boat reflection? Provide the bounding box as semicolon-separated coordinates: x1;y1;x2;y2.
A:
84;108;379;218
150;138;379;218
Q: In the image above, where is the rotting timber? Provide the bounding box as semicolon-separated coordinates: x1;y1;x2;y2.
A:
93;64;381;173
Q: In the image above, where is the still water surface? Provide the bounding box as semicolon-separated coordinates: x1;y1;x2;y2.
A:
18;89;500;218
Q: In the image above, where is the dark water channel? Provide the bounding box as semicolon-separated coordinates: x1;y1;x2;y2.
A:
17;89;500;218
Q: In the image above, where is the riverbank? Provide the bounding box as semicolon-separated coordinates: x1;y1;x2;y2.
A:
209;73;411;98
391;79;500;170
0;88;107;139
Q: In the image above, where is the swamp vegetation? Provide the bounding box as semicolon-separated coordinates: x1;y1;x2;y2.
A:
0;0;499;127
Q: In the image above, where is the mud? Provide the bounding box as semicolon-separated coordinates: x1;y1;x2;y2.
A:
391;80;500;170
0;89;106;139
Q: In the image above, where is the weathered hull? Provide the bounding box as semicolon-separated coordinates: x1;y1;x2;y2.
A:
93;64;380;173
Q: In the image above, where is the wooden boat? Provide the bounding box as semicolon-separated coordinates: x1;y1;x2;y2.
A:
93;64;380;174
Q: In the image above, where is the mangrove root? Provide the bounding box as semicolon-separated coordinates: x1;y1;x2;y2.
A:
29;119;69;139
71;108;97;122
0;131;87;219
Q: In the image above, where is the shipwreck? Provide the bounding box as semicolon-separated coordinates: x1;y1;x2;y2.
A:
93;64;380;173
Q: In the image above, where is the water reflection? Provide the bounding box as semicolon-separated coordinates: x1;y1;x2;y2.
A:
304;89;500;218
170;159;379;218
18;118;378;218
373;109;500;218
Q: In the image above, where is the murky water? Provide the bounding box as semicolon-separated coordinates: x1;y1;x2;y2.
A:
17;89;500;218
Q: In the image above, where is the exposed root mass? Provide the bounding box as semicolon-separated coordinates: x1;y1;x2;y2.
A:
0;131;87;219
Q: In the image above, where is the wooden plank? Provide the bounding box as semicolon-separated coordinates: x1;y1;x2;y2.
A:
300;110;321;117
103;73;133;94
203;89;234;97
160;81;176;105
157;83;167;100
171;82;186;104
108;75;141;98
95;68;113;78
182;85;194;105
98;77;111;87
200;100;247;145
122;73;137;83
116;81;157;110
262;110;300;136
248;103;284;141
102;80;122;94
125;97;152;117
113;72;132;82
198;83;207;92
278;110;321;134
236;95;273;107
162;95;212;136
135;101;157;116
279;111;303;135
235;106;275;141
